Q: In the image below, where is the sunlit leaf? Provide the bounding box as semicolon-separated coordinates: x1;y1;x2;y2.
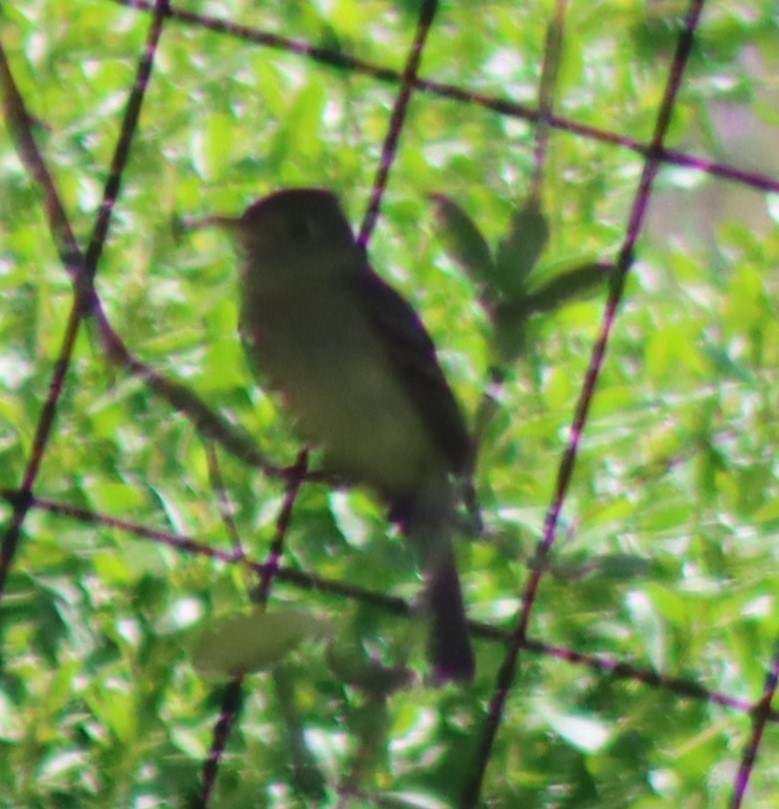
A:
191;608;327;676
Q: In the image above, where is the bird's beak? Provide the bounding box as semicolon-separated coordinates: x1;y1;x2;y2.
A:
177;214;241;234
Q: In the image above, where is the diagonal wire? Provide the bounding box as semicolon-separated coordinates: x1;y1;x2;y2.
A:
116;0;779;197
8;483;778;723
357;0;439;245
1;3;285;491
461;2;709;805
3;1;777;805
729;642;779;806
0;0;171;596
194;1;440;799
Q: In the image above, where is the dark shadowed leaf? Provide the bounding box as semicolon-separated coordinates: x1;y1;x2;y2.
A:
429;192;495;296
525;262;612;313
494;195;550;299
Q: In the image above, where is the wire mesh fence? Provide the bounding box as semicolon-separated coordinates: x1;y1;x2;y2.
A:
1;1;778;806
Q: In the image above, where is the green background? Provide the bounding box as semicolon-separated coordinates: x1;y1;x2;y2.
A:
1;1;778;806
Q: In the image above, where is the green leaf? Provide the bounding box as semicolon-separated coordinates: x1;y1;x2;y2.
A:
524;262;611;314
543;706;612;753
191;608;327;676
191;112;235;181
700;344;755;383
429;193;495;295
490;299;532;365
586;554;653;581
326;639;415;696
494;195;550;299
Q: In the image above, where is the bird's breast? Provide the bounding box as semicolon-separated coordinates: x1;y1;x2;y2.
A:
240;285;440;494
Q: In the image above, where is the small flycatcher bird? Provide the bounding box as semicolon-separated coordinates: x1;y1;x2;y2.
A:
213;188;474;684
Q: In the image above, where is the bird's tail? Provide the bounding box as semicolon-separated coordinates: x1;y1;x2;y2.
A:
426;540;475;684
399;474;475;685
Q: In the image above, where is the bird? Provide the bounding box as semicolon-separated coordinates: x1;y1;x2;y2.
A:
216;188;475;684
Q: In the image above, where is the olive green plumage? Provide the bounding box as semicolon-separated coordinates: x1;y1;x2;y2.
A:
230;188;474;684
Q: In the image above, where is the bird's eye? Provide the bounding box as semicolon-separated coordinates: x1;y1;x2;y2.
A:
288;215;316;242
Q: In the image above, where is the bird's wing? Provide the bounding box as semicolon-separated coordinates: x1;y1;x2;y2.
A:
352;263;471;476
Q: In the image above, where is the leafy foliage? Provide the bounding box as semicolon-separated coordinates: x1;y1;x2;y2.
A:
1;1;778;807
